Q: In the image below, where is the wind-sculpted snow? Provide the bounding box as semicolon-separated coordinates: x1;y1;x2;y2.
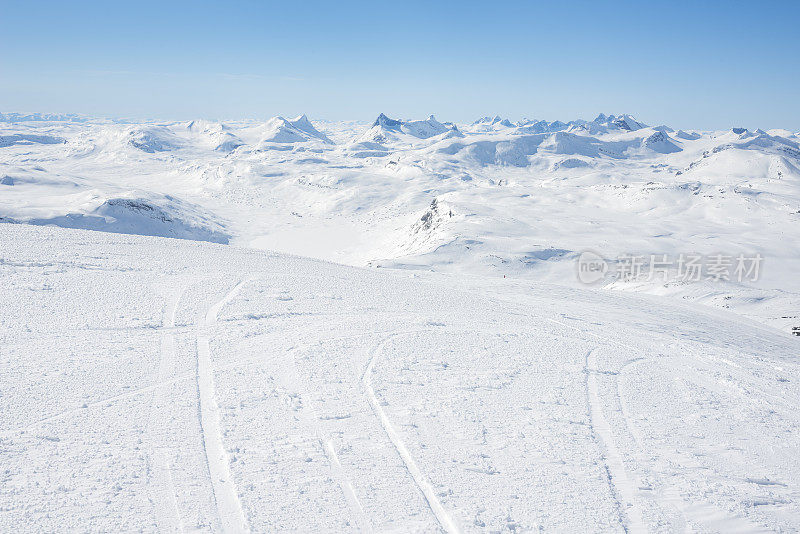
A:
2;223;800;532
1;112;799;334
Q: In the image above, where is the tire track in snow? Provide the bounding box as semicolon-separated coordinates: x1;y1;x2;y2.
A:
362;334;460;534
197;281;249;533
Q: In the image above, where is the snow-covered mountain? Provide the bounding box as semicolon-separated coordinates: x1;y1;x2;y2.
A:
2;111;799;333
0;111;88;123
2;110;800;532
346;113;461;157
470;115;516;131
257;114;334;145
355;113;458;143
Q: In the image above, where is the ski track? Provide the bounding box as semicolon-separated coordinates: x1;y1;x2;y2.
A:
362;334;461;534
197;281;249;533
585;348;647;534
322;439;373;534
615;356;778;534
550;315;776;533
544;317;651;531
1;371;197;439
146;284;186;532
280;337;373;533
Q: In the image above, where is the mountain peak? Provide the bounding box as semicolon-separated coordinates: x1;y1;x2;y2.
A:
373;113;402;129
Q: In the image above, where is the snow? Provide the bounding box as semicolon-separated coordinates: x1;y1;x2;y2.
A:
1;113;798;334
642;130;682;153
257;116;334;146
1;111;800;531
1;223;799;532
353;114;454;147
0;133;66;147
0;112;88;123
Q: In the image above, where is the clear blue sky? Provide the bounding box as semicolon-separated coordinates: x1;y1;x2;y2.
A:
2;0;798;130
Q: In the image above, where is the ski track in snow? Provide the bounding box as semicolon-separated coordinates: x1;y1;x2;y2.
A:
363;333;461;534
585;348;647;534
613;354;781;534
322;439;373;534
544;316;651;531
196;281;249;533
550;314;782;533
146;285;185;532
280;337;373;533
0;372;197;439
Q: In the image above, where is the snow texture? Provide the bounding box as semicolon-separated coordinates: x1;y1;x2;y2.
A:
1;112;800;532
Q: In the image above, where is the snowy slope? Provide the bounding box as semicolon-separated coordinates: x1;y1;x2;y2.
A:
2;223;799;532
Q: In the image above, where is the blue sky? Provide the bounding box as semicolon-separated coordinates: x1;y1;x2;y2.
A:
2;0;798;129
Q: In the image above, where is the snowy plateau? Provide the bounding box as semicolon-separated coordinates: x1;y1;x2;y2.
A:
1;112;799;533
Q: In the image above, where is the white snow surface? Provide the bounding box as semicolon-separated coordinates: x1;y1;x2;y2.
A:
1;112;800;532
2;113;799;332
